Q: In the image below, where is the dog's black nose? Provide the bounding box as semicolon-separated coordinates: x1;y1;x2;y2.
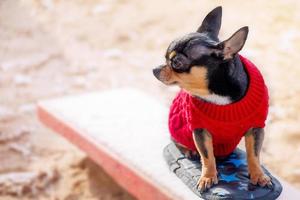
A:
152;68;161;79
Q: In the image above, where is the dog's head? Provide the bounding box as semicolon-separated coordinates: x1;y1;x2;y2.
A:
153;6;248;97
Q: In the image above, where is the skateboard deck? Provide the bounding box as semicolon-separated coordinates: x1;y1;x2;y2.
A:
164;142;282;199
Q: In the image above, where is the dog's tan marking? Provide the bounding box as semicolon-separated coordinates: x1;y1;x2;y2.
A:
169;51;176;59
173;66;210;96
193;130;218;192
245;130;272;187
157;65;210;96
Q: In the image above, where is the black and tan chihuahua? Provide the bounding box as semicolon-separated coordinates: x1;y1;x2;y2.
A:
153;6;272;192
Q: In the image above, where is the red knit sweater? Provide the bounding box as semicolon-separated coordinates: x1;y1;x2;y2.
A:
168;55;269;157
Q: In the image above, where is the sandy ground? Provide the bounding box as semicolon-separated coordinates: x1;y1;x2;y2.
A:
0;0;299;199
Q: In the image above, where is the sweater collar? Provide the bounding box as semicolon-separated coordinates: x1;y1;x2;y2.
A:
188;55;267;122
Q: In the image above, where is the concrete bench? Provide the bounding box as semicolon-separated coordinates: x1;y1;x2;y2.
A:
37;88;300;200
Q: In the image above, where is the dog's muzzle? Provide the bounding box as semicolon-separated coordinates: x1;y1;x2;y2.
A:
152;65;164;80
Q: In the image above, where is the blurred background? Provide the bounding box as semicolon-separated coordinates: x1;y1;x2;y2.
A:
0;0;299;199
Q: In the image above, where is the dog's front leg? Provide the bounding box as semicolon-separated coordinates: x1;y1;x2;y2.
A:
245;128;272;187
193;129;218;192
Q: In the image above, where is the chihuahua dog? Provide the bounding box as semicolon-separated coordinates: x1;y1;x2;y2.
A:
153;6;272;192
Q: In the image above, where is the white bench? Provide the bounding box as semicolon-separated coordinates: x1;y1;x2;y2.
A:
37;88;300;200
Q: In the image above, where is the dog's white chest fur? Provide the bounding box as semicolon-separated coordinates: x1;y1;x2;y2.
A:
199;94;232;105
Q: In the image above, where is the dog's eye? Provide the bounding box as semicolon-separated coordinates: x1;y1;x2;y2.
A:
172;57;184;69
171;54;190;71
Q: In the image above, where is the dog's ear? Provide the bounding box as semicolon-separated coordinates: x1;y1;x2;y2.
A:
217;26;248;60
197;6;222;39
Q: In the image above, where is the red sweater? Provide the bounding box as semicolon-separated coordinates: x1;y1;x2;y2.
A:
168;55;269;157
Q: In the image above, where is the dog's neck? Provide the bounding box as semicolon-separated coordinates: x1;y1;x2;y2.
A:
196;56;249;105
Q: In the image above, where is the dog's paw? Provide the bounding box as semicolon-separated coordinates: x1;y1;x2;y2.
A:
197;173;218;193
250;171;272;188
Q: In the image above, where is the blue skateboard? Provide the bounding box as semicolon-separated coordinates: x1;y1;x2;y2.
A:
163;142;282;200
